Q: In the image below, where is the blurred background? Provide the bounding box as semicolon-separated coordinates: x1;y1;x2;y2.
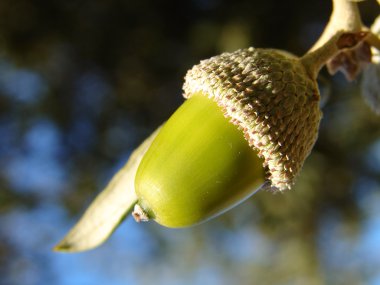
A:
1;0;380;284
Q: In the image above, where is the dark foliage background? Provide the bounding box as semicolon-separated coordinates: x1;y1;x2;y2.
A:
1;0;380;284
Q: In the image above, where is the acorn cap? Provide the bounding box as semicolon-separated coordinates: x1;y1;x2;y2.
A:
183;47;322;191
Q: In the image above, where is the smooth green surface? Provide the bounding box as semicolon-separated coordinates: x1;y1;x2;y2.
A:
135;94;264;228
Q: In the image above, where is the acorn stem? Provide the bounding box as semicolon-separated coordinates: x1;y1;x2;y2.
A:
301;32;343;79
301;31;366;79
300;0;366;79
309;0;362;52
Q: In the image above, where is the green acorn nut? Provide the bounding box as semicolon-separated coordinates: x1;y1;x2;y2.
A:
133;47;322;228
53;26;366;252
55;47;326;252
134;94;265;227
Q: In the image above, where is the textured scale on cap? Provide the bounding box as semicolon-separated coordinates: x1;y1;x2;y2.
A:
183;47;322;191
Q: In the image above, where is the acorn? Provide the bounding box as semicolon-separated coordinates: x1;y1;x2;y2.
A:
56;33;365;251
132;47;322;228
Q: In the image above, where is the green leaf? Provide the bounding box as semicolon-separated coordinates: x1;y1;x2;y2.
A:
54;127;161;253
